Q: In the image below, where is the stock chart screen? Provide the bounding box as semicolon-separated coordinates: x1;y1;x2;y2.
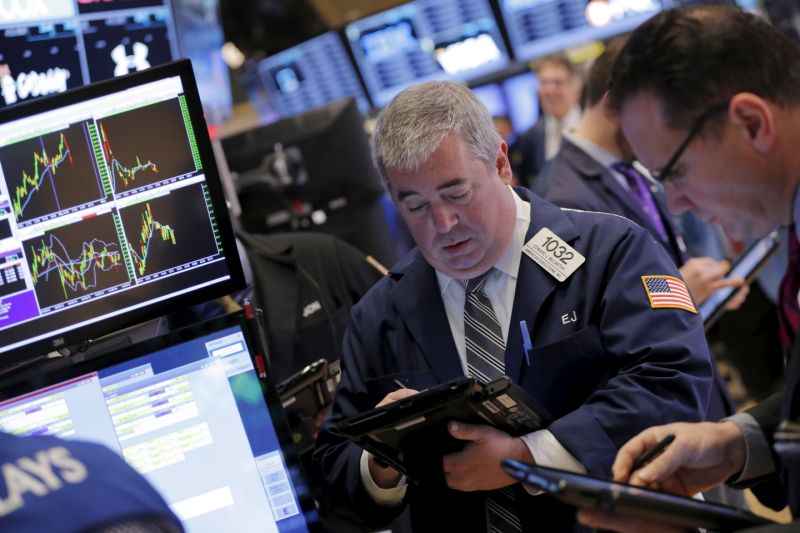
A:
498;0;666;61
257;32;370;118
345;0;509;108
0;0;178;109
0;65;241;359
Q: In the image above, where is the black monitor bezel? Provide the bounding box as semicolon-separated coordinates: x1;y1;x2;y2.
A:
0;310;321;532
0;59;245;369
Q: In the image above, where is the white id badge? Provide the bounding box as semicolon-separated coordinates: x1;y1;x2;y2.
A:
523;228;586;282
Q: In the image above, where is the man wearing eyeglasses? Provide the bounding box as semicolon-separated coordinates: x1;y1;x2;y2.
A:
578;5;800;531
540;38;748;315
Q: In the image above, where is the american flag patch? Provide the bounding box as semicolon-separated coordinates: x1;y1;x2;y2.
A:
641;275;697;313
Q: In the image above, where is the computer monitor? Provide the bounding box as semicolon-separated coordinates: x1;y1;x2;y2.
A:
502;71;539;134
0;311;320;532
0;0;235;124
472;83;508;119
257;31;371;119
345;0;510;108
497;0;666;62
0;21;85;107
0;0;180;109
471;70;539;138
0;60;244;367
81;10;175;83
221;97;396;265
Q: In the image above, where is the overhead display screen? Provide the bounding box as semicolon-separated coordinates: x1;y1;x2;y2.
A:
0;0;179;109
257;32;370;119
498;0;666;62
345;0;510;108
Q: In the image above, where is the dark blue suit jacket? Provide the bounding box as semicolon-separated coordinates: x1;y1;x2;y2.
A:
510;117;546;191
541;138;737;421
541;137;688;266
313;189;712;532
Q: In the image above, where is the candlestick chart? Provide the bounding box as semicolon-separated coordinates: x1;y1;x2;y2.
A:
128;202;178;277
24;213;129;310
99;98;197;194
119;184;220;281
100;122;159;190
0;122;105;225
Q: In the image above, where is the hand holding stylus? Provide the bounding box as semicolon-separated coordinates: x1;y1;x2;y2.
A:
613;421;746;494
578;421;748;532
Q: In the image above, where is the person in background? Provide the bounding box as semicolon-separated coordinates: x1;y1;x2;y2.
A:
0;431;182;532
540;38;747;312
575;6;800;531
510;54;583;192
313;80;713;532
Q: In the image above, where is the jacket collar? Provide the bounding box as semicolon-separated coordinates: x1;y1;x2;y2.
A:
387;189;583;382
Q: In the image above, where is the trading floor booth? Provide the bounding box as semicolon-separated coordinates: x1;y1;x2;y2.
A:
0;60;319;532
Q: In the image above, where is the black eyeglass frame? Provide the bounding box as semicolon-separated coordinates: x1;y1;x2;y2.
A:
651;103;730;184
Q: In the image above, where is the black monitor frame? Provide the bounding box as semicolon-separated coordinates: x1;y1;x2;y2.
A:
0;59;245;370
221;96;396;264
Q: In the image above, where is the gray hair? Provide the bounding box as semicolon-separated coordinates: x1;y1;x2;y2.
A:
372;81;501;183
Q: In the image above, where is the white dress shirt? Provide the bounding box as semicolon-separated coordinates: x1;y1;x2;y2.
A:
544;106;581;161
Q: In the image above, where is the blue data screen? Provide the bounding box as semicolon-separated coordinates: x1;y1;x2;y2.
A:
346;0;510;108
258;32;370;118
498;0;667;62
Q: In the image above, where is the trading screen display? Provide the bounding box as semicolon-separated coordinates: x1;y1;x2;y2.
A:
0;0;178;108
0;320;314;532
345;0;510;108
498;0;666;61
0;70;237;357
257;32;370;119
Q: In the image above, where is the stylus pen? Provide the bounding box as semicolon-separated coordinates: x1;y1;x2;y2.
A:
628;434;676;481
519;320;533;366
393;379;408;390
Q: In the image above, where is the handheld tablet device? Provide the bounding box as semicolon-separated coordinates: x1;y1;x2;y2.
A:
337;376;551;480
276;358;340;454
502;460;775;531
699;230;781;330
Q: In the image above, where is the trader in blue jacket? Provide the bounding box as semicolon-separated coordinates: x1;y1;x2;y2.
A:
312;80;713;532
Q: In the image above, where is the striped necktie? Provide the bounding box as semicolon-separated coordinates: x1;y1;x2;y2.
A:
464;270;521;533
611;161;670;243
465;270;505;383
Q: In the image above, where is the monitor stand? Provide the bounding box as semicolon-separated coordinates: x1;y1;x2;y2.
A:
0;317;169;390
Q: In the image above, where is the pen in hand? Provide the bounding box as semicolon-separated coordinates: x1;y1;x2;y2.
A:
393;379;408;390
627;434;675;482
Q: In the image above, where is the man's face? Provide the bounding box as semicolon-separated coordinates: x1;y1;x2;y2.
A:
387;132;515;280
537;63;580;120
620;92;775;240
